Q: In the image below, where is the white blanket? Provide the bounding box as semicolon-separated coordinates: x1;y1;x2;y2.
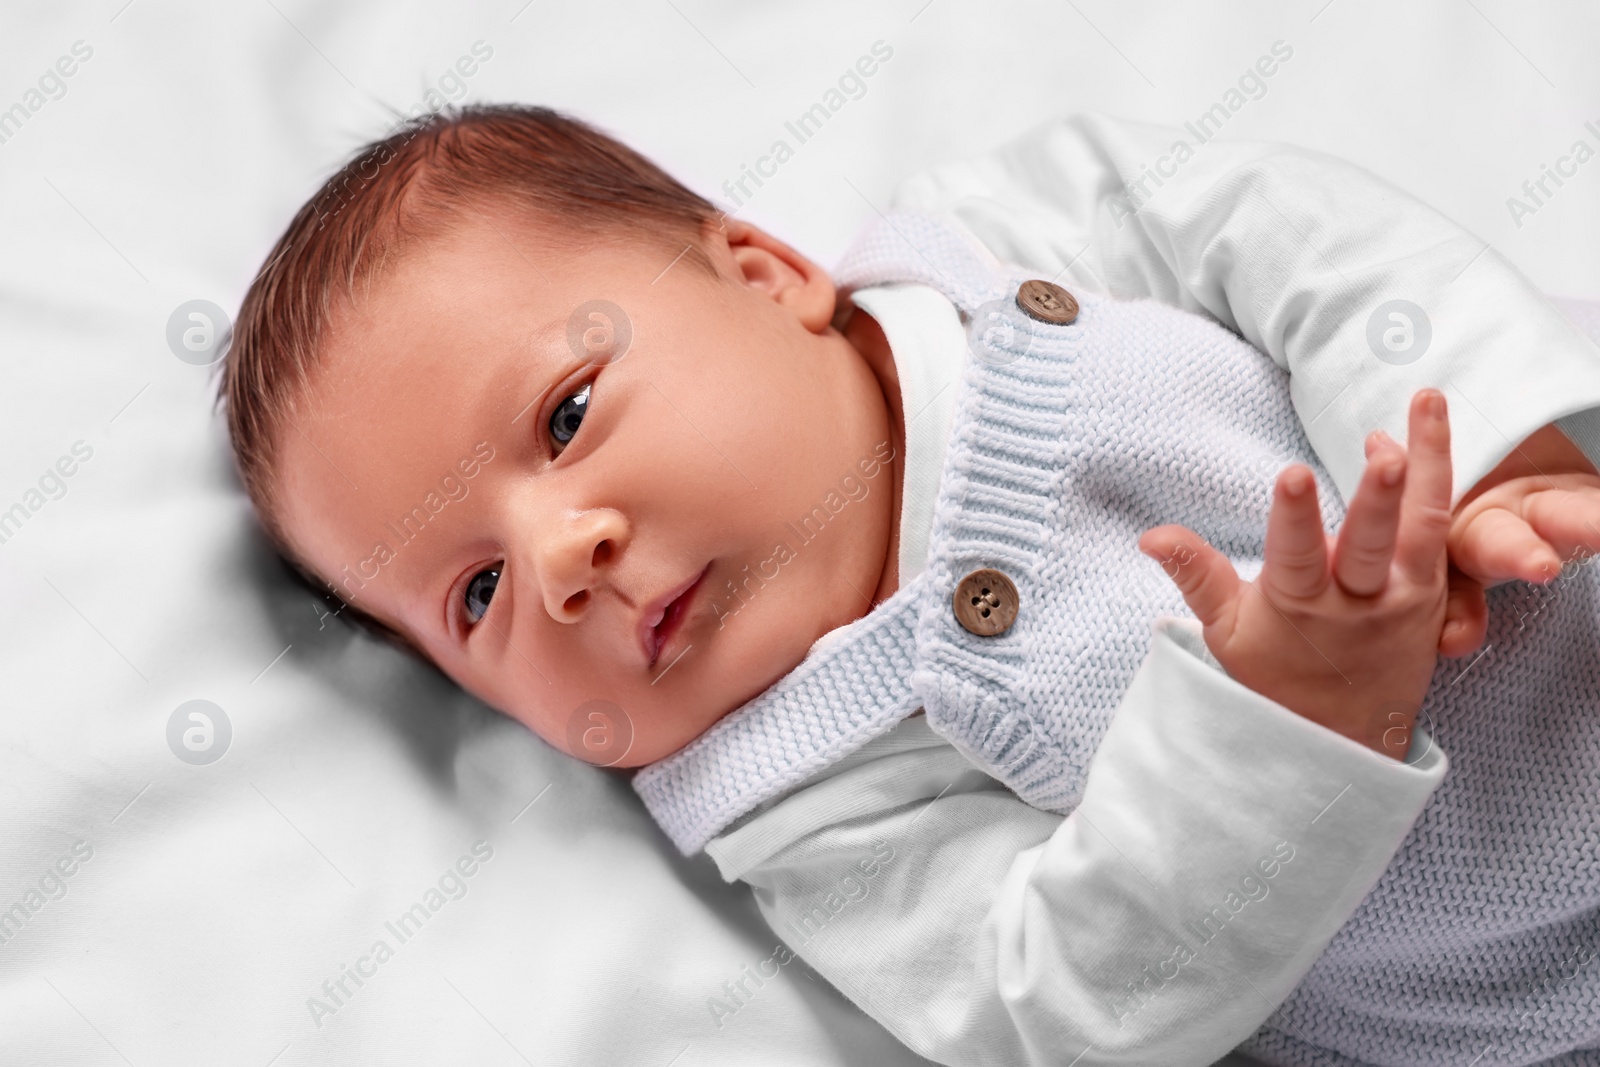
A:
1;1;1593;1063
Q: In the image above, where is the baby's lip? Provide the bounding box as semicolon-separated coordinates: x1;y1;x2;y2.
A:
638;564;710;669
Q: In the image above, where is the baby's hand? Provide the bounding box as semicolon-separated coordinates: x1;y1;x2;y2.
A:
1138;389;1477;759
1446;422;1600;651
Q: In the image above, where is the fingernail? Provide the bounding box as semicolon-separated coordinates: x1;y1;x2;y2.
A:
1426;390;1446;417
1285;469;1309;496
1381;460;1404;486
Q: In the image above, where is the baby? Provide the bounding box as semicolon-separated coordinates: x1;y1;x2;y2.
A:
220;105;1600;1065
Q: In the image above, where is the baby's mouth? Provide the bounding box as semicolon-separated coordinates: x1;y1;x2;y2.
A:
640;564;710;669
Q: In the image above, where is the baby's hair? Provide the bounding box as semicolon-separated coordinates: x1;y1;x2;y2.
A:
217;103;725;654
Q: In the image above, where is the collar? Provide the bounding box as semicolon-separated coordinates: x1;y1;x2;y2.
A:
847;284;968;586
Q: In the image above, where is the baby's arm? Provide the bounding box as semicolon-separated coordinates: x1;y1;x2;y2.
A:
732;692;1439;1067
712;394;1455;1065
891;111;1600;639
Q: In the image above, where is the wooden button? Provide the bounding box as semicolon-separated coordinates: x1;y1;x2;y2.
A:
1015;279;1078;325
952;568;1019;636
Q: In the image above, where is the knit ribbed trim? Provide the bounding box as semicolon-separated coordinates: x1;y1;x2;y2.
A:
828;211;1106;814
912;275;1096;815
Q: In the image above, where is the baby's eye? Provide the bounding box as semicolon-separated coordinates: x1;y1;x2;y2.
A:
463;566;500;624
549;383;591;452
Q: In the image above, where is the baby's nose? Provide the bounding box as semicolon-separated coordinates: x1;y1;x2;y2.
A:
534;508;628;622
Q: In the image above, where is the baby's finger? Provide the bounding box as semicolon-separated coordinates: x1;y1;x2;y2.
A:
1394;389;1456;582
1452;508;1562;585
1138;525;1240;628
1438;565;1489;658
1259;465;1330;599
1332;436;1407;596
1520;487;1600;570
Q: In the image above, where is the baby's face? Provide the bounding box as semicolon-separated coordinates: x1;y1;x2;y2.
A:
277;214;901;766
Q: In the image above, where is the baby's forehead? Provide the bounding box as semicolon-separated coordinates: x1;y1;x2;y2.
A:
374;210;667;286
321;220;674;357
313;259;557;387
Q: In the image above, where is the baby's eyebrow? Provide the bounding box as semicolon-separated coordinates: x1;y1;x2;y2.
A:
506;315;574;426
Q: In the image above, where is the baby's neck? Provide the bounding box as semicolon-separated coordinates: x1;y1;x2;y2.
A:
840;302;905;608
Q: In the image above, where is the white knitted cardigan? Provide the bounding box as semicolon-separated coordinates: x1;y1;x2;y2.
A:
635;212;1600;1065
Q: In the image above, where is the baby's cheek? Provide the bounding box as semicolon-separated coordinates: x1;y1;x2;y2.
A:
560;697;636;767
450;656;554;743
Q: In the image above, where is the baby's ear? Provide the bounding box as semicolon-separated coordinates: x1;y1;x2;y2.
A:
719;218;836;332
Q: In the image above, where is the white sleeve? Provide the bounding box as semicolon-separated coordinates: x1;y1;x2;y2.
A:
714;617;1446;1067
889;111;1600;506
